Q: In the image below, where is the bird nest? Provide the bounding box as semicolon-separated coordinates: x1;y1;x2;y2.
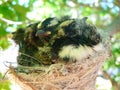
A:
8;48;109;90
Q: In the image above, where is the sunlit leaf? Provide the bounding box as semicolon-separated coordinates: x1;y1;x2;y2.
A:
0;80;11;90
0;73;11;90
0;73;2;79
12;4;30;21
0;37;10;50
0;4;16;20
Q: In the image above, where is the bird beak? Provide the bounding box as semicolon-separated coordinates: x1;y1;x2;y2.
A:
36;30;51;37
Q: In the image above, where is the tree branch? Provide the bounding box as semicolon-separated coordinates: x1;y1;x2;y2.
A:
0;17;23;25
102;70;119;90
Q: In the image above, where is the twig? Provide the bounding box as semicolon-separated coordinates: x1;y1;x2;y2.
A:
0;17;22;25
102;70;119;90
19;52;44;65
1;69;9;80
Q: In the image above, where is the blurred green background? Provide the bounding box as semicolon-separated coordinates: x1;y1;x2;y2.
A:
0;0;120;90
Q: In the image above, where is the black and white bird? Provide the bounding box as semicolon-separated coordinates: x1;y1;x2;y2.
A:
13;16;102;65
35;16;102;63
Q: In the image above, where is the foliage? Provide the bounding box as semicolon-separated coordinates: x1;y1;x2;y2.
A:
0;0;34;49
103;33;120;82
0;73;11;90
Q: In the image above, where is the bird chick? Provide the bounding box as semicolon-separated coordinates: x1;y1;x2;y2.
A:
13;16;103;66
35;16;102;63
52;17;102;62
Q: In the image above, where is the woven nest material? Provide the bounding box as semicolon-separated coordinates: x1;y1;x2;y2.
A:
8;48;109;90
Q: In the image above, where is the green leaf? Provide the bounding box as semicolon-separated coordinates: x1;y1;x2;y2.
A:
103;60;111;70
0;80;11;90
0;5;16;20
12;4;30;21
0;29;8;36
0;73;2;79
0;74;10;89
0;37;10;50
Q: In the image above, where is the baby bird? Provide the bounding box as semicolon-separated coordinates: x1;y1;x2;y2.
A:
52;17;102;62
36;16;102;63
13;16;102;66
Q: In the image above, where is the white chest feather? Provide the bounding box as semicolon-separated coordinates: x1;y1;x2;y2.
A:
58;43;103;62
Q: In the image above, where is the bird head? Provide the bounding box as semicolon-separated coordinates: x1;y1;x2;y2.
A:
36;17;59;38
